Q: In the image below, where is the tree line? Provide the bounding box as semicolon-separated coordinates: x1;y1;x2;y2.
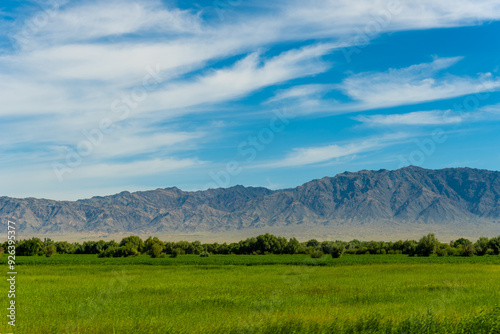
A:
2;233;500;259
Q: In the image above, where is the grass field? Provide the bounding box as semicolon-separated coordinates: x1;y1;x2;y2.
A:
2;254;500;333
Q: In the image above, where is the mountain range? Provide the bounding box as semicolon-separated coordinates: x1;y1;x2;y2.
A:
2;166;500;240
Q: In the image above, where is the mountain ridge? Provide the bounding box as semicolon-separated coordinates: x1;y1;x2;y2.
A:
2;166;500;239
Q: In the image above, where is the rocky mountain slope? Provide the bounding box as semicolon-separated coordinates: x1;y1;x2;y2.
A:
2;166;500;237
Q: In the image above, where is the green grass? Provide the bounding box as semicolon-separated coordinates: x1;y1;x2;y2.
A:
1;254;500;333
4;253;500;266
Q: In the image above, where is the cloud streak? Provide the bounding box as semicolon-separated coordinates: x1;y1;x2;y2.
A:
259;134;410;168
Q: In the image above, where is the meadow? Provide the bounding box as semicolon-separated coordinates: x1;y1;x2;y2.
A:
1;254;500;333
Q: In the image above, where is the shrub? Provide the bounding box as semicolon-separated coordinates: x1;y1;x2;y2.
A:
310;250;323;258
322;241;345;258
170;248;181;258
356;247;368;255
120;244;139;257
330;243;346;258
112;248;123;257
436;248;448;257
200;251;210;257
305;246;316;255
45;245;56;257
98;247;117;258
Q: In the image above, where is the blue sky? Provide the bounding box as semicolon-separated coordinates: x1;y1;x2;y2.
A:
1;0;500;200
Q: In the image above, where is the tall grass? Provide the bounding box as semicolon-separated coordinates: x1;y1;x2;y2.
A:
1;254;499;333
3;253;500;266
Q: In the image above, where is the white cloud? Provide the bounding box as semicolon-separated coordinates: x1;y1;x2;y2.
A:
142;44;334;114
355;110;463;126
12;0;203;47
281;0;500;37
265;58;500;115
355;103;500;127
260;134;409;168
339;58;500;111
265;84;332;104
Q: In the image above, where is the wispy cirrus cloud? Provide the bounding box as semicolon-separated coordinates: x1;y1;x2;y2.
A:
268;57;500;115
338;58;500;111
258;134;410;168
355;110;463;126
141;44;334;114
355;103;500;127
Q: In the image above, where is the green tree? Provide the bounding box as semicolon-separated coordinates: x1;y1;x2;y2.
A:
175;241;192;254
98;247;118;258
105;240;119;250
436;243;452;257
403;240;418;256
256;234;282;254
306;239;319;248
367;241;381;255
150;243;164;258
119;236;144;253
474;237;490;256
205;243;220;254
55;241;74;254
322;241;346;258
164;242;176;254
96;240;106;253
488;236;500;255
189;241;203;255
416;234;439;257
17;238;43;256
144;237;165;255
460;239;475;257
285;237;301;254
452;238;471;248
